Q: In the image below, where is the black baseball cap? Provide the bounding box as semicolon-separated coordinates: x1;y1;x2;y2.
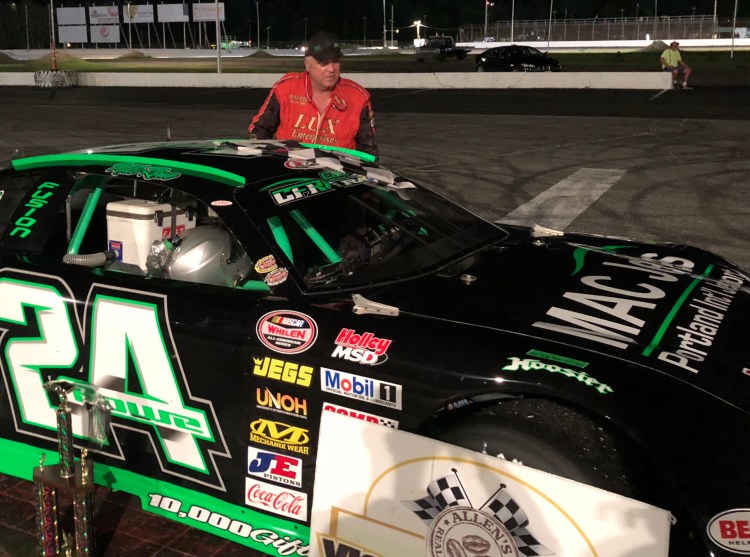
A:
305;31;342;62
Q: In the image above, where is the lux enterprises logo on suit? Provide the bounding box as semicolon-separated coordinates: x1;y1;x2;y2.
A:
321;368;402;410
247;447;302;488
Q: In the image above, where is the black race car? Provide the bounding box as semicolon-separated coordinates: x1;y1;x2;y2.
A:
476;44;562;72
0;140;747;556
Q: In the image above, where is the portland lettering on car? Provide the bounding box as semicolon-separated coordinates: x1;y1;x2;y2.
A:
532;250;745;373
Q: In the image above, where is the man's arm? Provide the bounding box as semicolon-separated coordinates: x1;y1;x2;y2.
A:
354;100;378;160
248;92;281;139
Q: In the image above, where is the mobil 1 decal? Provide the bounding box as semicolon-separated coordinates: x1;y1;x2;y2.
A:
0;269;229;490
532;248;746;375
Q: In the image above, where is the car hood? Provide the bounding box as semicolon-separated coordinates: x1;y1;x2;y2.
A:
373;229;750;410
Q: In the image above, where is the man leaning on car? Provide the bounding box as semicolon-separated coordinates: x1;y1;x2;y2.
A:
248;31;378;159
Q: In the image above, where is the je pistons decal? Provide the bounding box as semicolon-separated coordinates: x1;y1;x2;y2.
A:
403;470;553;557
248;447;303;488
707;509;750;554
332;328;392;365
321;368;402;410
256;311;317;354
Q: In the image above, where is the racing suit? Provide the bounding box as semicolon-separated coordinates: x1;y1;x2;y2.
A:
248;71;378;159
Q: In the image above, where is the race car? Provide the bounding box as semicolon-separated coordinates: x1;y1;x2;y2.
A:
0;139;748;556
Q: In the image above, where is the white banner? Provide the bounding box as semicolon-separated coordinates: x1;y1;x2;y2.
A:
122;4;154;24
57;25;88;43
89;6;120;25
90;25;121;43
311;412;671;557
192;3;225;22
56;7;86;25
156;3;189;23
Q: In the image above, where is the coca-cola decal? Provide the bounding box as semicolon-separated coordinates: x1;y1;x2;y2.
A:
256;311;317;354
244;477;308;521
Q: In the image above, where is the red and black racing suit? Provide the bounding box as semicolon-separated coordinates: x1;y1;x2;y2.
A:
248;71;378;159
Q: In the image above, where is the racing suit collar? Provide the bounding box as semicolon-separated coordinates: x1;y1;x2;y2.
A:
304;72;348;112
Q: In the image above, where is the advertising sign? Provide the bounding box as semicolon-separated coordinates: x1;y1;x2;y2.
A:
89;6;120;24
56;7;86;25
156;3;189;23
122;4;155;24
192;2;225;22
58;25;88;43
311;412;671;557
90;25;121;44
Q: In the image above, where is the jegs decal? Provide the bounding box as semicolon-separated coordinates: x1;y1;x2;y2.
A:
0;269;230;490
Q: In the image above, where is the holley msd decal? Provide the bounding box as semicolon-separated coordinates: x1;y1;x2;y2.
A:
331;328;392;365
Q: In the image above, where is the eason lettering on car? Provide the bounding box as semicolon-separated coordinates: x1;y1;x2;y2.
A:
331;328;392;365
245;477;308;522
320;368;402;410
256;311;318;354
532;249;745;374
0;270;229;489
248;447;303;488
707;509;750;554
322;402;399;428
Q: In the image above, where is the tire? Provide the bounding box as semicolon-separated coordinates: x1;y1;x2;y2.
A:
438;398;650;499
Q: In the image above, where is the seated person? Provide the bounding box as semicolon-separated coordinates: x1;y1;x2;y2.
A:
660;41;692;89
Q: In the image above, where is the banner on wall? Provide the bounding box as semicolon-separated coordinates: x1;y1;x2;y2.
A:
311;412;671;557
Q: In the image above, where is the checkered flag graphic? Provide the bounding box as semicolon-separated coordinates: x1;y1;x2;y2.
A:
402;472;471;526
481;485;554;556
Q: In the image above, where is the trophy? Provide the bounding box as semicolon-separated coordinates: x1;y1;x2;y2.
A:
33;379;110;557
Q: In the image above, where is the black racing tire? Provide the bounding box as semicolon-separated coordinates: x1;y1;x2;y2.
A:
439;398;651;499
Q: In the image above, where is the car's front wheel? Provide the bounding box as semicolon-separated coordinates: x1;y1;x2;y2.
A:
439;398;649;498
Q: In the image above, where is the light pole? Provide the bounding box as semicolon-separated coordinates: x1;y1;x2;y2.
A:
691;6;696;20
363;16;367;43
24;0;30;50
653;0;657;40
414;20;421;41
304;18;308;43
511;0;515;41
266;26;270;49
255;1;260;49
547;0;554;46
383;0;387;47
484;1;494;39
621;8;625;38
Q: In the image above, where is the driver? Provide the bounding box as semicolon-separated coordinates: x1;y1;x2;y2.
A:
247;31;378;159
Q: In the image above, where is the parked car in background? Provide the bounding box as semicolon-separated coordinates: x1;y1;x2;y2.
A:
476;44;561;72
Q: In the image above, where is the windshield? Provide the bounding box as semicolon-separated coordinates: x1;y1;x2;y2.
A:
238;173;505;290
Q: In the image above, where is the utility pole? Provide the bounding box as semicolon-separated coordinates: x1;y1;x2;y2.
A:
383;0;386;47
255;1;260;49
304;18;308;43
363;16;367;43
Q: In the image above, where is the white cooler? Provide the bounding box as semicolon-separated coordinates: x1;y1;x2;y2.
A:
106;199;195;270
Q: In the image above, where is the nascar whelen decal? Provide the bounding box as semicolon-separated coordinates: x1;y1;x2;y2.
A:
256;311;318;354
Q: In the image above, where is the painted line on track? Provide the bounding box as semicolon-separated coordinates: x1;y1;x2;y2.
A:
499;167;626;230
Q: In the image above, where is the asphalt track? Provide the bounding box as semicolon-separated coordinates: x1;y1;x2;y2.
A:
0;84;750;556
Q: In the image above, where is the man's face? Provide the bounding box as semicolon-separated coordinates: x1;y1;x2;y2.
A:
671;43;678;50
305;56;341;91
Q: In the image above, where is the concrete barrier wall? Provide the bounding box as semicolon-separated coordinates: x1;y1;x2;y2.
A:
0;71;672;89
